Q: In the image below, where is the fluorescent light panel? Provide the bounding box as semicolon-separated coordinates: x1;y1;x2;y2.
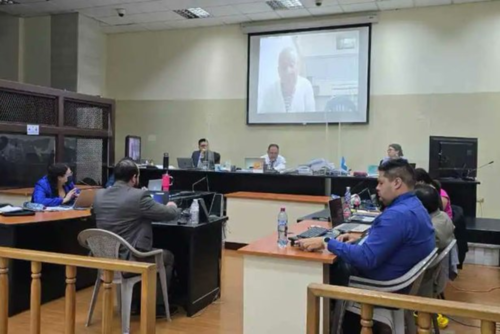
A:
266;0;303;10
174;7;211;19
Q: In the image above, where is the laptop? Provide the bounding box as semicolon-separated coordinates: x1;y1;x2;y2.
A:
245;158;265;170
70;189;96;209
148;179;162;191
177;157;194;169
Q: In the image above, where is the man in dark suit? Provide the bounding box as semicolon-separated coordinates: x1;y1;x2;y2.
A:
93;158;179;314
191;138;220;167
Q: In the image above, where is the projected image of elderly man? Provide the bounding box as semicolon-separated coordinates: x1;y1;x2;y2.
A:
259;47;315;113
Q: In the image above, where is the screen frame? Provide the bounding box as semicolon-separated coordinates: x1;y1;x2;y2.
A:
246;23;372;126
125;135;142;162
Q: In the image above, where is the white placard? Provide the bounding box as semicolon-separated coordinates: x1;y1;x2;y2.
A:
27;124;39;136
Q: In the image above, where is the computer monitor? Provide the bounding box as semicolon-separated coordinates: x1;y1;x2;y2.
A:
429;136;478;179
125;136;141;162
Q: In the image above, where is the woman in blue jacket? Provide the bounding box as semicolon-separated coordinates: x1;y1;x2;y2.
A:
32;163;79;207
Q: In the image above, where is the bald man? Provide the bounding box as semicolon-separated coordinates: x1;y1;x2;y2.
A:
259;47;316;113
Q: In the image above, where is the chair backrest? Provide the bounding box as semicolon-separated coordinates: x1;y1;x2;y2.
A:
349;248;438;293
430;239;457;269
77;228;136;260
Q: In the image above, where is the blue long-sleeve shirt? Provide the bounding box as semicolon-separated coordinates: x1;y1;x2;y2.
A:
32;175;76;207
327;192;435;281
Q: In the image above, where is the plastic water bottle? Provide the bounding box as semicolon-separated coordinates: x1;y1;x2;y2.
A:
343;187;352;220
190;199;199;225
277;207;288;248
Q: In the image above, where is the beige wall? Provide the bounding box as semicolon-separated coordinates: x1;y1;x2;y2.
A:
106;2;500;218
22;16;51;87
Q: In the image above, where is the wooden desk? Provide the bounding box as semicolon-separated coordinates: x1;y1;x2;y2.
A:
0;210;91;225
0;209;95;316
238;220;335;334
225;192;329;245
0;185;100;207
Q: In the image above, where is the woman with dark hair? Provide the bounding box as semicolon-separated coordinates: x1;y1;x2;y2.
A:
415;168;453;219
32;163;79;207
380;143;406;165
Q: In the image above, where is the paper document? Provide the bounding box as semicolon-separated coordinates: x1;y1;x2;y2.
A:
44;206;74;212
0;205;23;213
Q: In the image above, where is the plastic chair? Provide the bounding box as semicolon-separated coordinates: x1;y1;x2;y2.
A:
342;248;438;334
78;229;171;334
418;239;457;334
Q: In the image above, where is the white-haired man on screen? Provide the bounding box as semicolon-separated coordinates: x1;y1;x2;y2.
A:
259;47;316;113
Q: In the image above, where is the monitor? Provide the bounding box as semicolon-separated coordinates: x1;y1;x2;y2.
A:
125;136;141;162
429;136;478;179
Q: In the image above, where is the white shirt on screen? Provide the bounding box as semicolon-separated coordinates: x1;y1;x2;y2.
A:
259;77;316;113
260;154;287;171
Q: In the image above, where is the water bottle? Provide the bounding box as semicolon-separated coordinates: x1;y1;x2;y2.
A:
343;187;352;220
190;199;199;225
277;207;288;248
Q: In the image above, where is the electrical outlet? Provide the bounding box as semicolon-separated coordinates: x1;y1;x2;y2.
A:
477;198;485;204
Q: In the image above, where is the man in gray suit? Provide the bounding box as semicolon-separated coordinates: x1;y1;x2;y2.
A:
93;158;179;314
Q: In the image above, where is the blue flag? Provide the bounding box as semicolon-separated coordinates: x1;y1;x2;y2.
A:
340;156;348;173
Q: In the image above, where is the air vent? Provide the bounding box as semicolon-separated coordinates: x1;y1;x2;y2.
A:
266;0;303;10
174;7;211;19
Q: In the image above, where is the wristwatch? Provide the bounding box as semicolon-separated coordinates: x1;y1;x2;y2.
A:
323;236;331;249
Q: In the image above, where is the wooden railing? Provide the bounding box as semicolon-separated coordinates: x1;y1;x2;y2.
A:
0;247;157;334
307;283;500;334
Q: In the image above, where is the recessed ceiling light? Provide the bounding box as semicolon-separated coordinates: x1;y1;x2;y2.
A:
174;7;211;19
0;0;18;5
266;0;303;10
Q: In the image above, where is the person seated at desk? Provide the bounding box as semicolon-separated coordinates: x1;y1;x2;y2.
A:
105;157;134;188
92;158;179;316
415;167;453;219
414;184;455;251
260;144;286;171
297;159;435;332
32;163;79;207
191;138;220;167
380;143;406;165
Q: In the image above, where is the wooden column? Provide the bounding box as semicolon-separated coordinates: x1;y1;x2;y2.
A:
0;258;8;334
480;320;496;334
140;266;157;334
360;304;374;334
306;289;320;334
102;270;114;334
417;312;432;334
64;266;77;334
30;262;42;334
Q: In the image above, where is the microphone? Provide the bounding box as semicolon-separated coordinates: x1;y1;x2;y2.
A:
465;161;494;179
192;176;210;192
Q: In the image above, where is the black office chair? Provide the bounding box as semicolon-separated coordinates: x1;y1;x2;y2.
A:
451;205;468;269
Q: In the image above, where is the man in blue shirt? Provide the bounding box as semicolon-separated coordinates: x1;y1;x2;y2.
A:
297;159;435;281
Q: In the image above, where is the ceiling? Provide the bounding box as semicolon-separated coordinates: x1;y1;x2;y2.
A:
0;0;495;34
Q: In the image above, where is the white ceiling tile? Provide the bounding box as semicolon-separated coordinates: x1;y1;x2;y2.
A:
132;0;170;13
276;8;312;18
221;14;251;24
452;0;489;3
102;23;147;33
414;0;451;6
98;14;139;25
0;4;38;15
377;0;414;11
167;19;205;29
307;4;343;15
141;21;171;30
341;2;377;12
337;0;375;4
204;5;241;17
246;11;280;20
139;11;181;22
301;0;340;7
234;2;272;14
